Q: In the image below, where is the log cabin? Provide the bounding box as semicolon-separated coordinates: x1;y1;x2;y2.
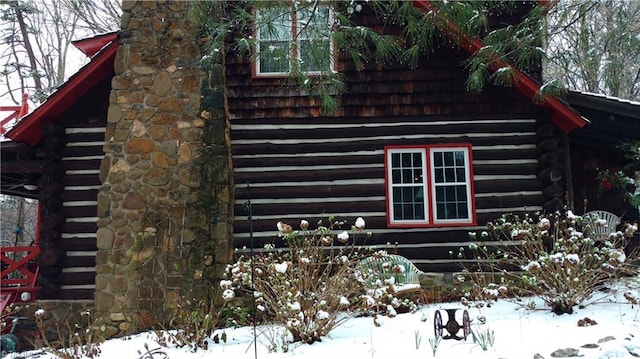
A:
2;33;116;301
0;0;638;333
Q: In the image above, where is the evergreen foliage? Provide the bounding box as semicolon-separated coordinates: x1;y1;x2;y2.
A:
193;0;562;113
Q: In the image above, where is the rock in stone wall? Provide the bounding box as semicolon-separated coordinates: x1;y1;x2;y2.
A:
95;0;233;336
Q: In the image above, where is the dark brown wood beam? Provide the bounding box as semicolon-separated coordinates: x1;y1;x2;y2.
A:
0;160;43;173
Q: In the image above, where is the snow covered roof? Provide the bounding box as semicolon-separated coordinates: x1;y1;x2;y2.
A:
565;90;640;149
569;91;640;109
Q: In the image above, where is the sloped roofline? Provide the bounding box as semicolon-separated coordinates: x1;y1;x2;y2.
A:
5;33;118;146
566;90;640;121
7;3;587;146
412;0;587;133
72;32;118;57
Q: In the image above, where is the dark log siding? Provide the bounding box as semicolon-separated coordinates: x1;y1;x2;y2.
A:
229;116;546;271
57;125;104;299
34;76;113;300
227;12;550;271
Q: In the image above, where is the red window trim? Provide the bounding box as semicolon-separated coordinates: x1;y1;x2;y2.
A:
384;143;477;228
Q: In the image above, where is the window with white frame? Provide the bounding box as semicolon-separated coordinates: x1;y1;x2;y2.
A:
385;144;476;227
255;4;334;76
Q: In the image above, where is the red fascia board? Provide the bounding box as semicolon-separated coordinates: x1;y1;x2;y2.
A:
412;0;585;133
6;42;117;146
72;32;117;57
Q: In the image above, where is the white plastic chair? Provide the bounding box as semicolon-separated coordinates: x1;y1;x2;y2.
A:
355;254;425;298
583;210;620;240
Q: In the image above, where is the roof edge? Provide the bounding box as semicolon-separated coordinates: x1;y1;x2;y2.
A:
6;41;117;146
72;32;118;57
412;0;586;133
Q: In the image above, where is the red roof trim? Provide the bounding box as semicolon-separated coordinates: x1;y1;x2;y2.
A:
412;0;585;133
6;41;117;146
72;32;117;57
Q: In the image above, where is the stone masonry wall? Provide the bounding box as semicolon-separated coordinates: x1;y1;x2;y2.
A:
95;0;233;336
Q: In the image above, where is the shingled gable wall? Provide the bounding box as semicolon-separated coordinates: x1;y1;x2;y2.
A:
95;0;233;335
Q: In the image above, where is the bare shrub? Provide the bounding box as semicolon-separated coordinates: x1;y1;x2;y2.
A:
463;209;638;315
33;308;102;359
223;216;370;345
154;297;219;352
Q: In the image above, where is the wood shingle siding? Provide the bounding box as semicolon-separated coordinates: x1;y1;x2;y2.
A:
225;5;549;271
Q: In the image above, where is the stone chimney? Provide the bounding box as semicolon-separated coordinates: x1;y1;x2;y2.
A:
95;0;233;336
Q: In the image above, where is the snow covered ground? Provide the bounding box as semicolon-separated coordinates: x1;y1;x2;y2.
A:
6;275;639;359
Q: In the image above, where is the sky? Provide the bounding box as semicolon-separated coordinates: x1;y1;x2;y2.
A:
5;274;639;359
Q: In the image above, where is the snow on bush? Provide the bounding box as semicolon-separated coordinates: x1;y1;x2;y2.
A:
464;209;638;314
274;262;288;274
222;216;372;345
352;251;420;318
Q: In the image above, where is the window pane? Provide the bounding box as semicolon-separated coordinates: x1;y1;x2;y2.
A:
402;169;412;183
434;152;443;167
435;186;444;201
297;6;332;72
413;153;422;166
434;168;444;183
445;186;455;199
388;149;426;222
259;42;290;73
393;186;426;221
414;202;424;219
413;168;423;183
394;203;402;217
431;148;471;222
457;203;468;218
455;151;465;166
401;153;412;167
403;204;414;219
443;152;454;166
298;6;330;39
258;8;290;40
444;168;455;182
257;7;291;73
435;184;468;220
446;203;457;218
456;184;467;200
299;39;331;72
392;169;401;183
392;153;400;167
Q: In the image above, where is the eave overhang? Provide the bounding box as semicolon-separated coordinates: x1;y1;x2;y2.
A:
5;33;117;146
412;0;586;133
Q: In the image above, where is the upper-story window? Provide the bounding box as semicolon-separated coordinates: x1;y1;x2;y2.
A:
385;144;476;227
255;4;334;76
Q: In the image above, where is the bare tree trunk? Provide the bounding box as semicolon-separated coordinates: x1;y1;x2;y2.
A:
13;197;24;246
13;4;42;91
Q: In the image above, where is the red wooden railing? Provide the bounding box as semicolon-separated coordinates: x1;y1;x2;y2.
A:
1;202;40;330
1;246;39;334
0;245;40;316
0;93;29;135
